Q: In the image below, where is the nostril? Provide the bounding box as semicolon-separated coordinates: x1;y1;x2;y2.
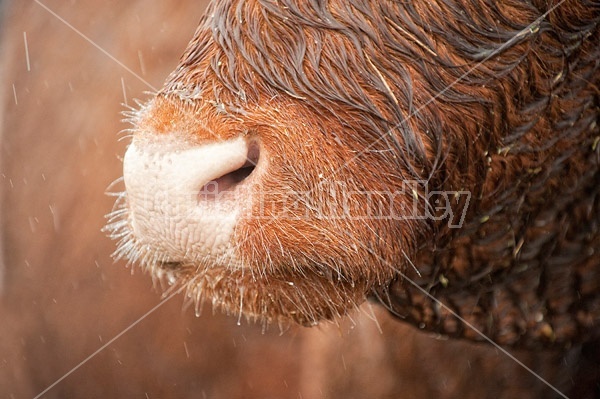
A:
199;140;260;200
205;164;255;193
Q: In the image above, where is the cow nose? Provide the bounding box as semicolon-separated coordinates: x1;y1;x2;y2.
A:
122;135;259;261
124;136;257;203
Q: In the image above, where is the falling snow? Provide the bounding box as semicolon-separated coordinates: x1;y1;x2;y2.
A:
23;31;30;71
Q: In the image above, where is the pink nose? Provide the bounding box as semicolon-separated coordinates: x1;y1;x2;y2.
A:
122;135;259;262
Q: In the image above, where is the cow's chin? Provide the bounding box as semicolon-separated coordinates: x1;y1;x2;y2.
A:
106;195;368;327
159;261;369;327
109;222;368;327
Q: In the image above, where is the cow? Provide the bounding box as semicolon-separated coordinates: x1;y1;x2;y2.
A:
112;0;599;348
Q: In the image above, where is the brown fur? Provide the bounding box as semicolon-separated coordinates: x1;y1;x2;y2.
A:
111;0;600;350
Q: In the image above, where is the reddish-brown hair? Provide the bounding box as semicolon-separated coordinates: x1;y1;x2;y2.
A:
112;0;600;348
